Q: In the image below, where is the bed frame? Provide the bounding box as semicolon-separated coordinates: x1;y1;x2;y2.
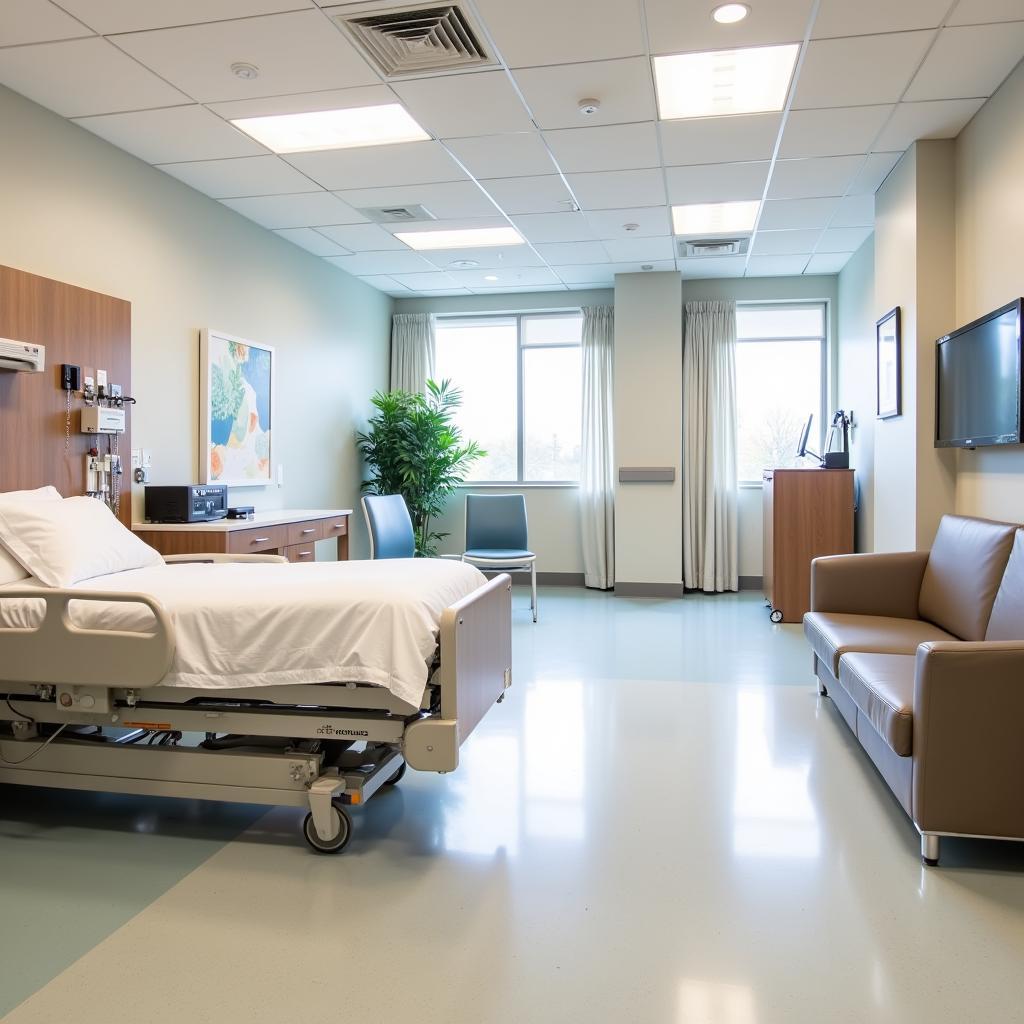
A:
0;559;512;853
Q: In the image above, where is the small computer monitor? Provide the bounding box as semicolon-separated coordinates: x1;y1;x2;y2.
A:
796;414;814;458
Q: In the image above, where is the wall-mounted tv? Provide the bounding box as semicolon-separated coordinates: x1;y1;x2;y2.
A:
935;298;1023;449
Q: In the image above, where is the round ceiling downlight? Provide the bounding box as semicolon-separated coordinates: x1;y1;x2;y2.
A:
712;3;750;24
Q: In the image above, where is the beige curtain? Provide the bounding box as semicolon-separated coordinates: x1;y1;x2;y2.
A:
390;313;435;393
580;305;615;589
682;300;738;593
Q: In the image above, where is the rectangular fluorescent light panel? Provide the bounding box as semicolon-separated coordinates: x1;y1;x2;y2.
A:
654;44;799;119
230;103;429;154
672;201;760;235
394;227;526;250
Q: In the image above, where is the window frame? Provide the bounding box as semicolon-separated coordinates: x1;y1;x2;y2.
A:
735;300;830;487
435;309;584;486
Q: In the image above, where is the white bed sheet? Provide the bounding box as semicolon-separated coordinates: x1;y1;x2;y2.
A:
0;558;486;707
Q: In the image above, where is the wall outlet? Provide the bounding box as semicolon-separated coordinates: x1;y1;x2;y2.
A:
141;449;152;469
130;449;141;471
277;464;284;487
96;369;108;389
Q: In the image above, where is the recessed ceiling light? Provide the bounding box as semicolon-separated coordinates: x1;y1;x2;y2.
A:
394;227;526;251
230;103;429;154
653;43;798;119
712;3;750;24
672;200;760;235
484;274;499;282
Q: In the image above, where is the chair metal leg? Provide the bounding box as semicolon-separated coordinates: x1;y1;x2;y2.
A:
921;833;940;866
531;562;538;623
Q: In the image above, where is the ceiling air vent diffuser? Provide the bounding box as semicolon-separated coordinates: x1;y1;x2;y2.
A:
359;204;435;223
678;237;750;258
336;4;494;78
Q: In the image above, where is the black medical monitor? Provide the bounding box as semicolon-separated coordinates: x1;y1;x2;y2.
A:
796;414;813;459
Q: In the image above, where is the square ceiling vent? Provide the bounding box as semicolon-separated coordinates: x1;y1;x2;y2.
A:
335;3;496;78
678;237;750;258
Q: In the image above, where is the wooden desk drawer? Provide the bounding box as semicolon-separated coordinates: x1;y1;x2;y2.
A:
322;515;348;538
226;525;287;554
287;520;324;546
284;543;317;563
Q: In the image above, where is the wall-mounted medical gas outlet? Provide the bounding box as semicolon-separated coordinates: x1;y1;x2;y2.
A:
81;406;126;434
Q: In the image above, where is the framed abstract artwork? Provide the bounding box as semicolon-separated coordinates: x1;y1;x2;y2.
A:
200;328;274;487
876;306;902;420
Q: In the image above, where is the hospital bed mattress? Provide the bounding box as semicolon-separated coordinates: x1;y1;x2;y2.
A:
0;558;486;706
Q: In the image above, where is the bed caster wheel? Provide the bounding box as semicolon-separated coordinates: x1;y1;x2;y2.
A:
302;802;351;854
770;609;783;623
385;760;407;786
496;692;505;703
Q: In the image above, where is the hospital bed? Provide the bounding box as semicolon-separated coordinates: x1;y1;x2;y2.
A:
0;554;512;853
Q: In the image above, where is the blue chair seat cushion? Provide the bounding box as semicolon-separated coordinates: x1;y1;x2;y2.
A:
464;549;535;562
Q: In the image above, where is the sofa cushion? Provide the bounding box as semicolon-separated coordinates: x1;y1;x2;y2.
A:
986;529;1024;641
839;653;916;756
804;611;956;677
919;515;1016;641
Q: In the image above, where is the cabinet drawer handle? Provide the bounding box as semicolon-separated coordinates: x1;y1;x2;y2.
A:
298;550;313;557
330;522;343;530
252;536;271;544
301;527;316;534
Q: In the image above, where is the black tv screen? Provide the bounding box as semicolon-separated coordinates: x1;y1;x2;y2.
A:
936;299;1022;448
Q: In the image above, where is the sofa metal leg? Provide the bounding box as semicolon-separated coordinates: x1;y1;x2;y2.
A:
921;833;940;866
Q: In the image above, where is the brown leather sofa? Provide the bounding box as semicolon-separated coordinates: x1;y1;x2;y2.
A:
804;514;1024;866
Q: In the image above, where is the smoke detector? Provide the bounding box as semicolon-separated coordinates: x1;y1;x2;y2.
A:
449;259;480;269
678;237;750;258
230;62;260;80
578;98;601;116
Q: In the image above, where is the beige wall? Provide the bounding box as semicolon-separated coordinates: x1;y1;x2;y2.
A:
954;57;1024;522
0;85;392;558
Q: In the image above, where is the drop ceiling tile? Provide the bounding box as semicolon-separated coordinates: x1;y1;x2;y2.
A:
357;275;409;293
585;206;672;238
286;141;466;191
472;0;645;66
423;245;546;271
780;106;894;158
769;155;864;200
812;0;950;38
543;122;660;173
533;241;610;265
0;37;188;117
747;254;811;276
221;191;367;229
645;0;813;53
334;181;501;220
659;113;782;167
602;236;675;262
417;288;476;295
273;227;349;256
316;223;409;251
805;252;854;274
481;175;576;215
391;71;533;138
751;230;821;255
556;265;615;285
758;197;839;230
830;193;874;227
818;226;873;252
444;133;557;179
513;58;656;131
948;0;1024;25
874;99;986;151
471;284;569;294
388;272;462;290
73;105;267;163
905;23;1024;101
794;32;934;109
58;0;314;33
157;155;316;199
446;266;561;287
511;212;597;243
847;152;901;194
326;251;436;276
0;0;91;46
666;161;770;204
111;10;377;103
208;86;394;121
566;169;667;210
679;257;746;279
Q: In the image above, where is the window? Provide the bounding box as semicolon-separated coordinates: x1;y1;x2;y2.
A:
435;312;583;482
735;303;827;484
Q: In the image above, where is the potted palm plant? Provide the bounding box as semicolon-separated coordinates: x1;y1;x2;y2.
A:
356;379;485;556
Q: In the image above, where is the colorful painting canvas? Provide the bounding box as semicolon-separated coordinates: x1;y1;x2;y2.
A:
200;329;274;487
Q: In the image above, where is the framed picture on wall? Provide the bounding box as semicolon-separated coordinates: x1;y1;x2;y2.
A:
876;307;902;419
200;328;274;487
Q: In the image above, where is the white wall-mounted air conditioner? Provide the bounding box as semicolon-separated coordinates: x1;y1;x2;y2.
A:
0;338;45;373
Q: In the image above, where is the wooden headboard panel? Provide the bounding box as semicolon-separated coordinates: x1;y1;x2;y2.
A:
0;264;132;527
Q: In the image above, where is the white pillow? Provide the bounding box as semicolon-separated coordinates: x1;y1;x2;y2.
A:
0;486;63;585
0;546;27;586
0;496;163;588
0;486;63;505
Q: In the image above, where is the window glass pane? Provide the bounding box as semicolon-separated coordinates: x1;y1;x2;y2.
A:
523;346;582;481
736;305;824;339
522;313;584;347
736;339;821;482
435;319;518;481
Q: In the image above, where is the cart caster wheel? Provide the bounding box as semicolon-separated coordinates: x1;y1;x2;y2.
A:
385;760;407;786
302;802;351;854
496;692;505;703
770;609;784;623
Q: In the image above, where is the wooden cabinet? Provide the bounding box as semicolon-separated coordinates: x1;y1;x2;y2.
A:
763;469;854;624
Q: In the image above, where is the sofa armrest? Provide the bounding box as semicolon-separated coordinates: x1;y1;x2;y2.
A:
810;551;929;618
912;641;1024;837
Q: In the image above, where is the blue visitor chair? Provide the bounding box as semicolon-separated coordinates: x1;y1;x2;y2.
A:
362;494;415;559
462;493;537;622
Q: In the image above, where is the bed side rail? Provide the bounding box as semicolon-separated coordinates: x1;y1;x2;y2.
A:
0;588;175;688
162;553;288;564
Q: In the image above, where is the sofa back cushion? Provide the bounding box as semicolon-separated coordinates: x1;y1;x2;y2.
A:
986;530;1024;641
919;515;1017;640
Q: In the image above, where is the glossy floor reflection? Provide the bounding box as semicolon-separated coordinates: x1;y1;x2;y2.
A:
3;590;1023;1023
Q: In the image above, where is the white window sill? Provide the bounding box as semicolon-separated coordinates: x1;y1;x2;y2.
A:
739;480;764;489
